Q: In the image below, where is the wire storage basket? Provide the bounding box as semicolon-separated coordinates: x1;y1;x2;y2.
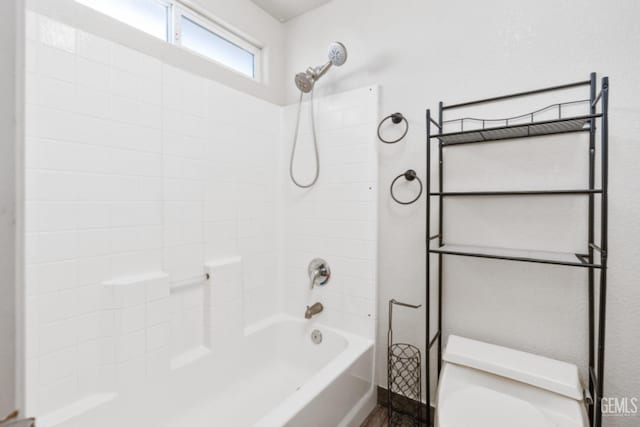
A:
387;299;423;426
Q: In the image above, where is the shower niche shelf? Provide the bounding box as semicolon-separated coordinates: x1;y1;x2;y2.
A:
424;73;610;427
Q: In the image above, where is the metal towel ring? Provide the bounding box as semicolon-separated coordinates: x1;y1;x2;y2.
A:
390;169;423;205
378;112;409;144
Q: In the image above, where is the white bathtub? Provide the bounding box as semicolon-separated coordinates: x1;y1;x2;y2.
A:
40;315;376;427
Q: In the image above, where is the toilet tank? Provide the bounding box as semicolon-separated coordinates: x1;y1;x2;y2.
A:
435;336;589;427
442;335;584;400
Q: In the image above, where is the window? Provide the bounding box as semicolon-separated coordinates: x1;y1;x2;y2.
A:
75;0;262;80
76;0;169;41
177;14;257;79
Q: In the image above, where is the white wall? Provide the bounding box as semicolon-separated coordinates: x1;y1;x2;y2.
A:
281;86;379;340
0;0;21;418
26;0;286;105
24;11;280;416
284;1;640;425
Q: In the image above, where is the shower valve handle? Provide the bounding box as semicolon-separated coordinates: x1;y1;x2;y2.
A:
308;258;331;289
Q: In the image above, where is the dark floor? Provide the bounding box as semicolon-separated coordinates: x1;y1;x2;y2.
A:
361;400;432;427
360;405;388;427
365;387;432;426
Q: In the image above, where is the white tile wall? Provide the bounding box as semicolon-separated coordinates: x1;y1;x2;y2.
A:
102;273;170;389
281;86;379;339
25;11;377;419
24;11;280;416
204;258;245;350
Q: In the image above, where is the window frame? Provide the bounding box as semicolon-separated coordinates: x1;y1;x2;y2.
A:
157;0;173;41
75;0;263;82
171;3;262;81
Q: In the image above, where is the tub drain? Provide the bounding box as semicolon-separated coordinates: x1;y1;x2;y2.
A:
311;329;323;344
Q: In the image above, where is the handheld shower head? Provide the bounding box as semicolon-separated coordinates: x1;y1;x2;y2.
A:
290;42;348;188
295;72;315;93
294;41;348;93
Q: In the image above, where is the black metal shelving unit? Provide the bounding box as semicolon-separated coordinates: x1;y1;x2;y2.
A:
425;72;609;427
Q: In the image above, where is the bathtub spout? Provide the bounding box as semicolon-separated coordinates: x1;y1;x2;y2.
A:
305;302;324;319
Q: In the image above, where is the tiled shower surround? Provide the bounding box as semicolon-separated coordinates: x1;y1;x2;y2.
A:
24;11;280;414
282;88;378;338
24;12;378;419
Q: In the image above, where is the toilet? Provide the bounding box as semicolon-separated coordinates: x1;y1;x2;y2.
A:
436;335;589;427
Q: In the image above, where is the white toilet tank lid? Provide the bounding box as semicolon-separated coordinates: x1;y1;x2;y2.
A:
443;335;583;400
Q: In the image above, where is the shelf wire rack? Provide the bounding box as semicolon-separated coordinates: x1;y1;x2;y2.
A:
424;72;610;427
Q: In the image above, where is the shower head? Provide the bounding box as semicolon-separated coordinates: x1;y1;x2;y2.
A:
294;41;348;93
295;72;315;93
328;41;347;66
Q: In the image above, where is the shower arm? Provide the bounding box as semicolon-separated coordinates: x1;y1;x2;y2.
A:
309;61;333;80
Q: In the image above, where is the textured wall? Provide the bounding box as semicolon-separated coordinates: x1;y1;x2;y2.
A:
284;1;640;425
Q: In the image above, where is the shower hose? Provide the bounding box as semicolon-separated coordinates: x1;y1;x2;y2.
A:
289;89;320;188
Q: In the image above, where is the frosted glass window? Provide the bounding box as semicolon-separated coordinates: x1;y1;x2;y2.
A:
180;16;255;78
74;0;263;81
76;0;168;41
